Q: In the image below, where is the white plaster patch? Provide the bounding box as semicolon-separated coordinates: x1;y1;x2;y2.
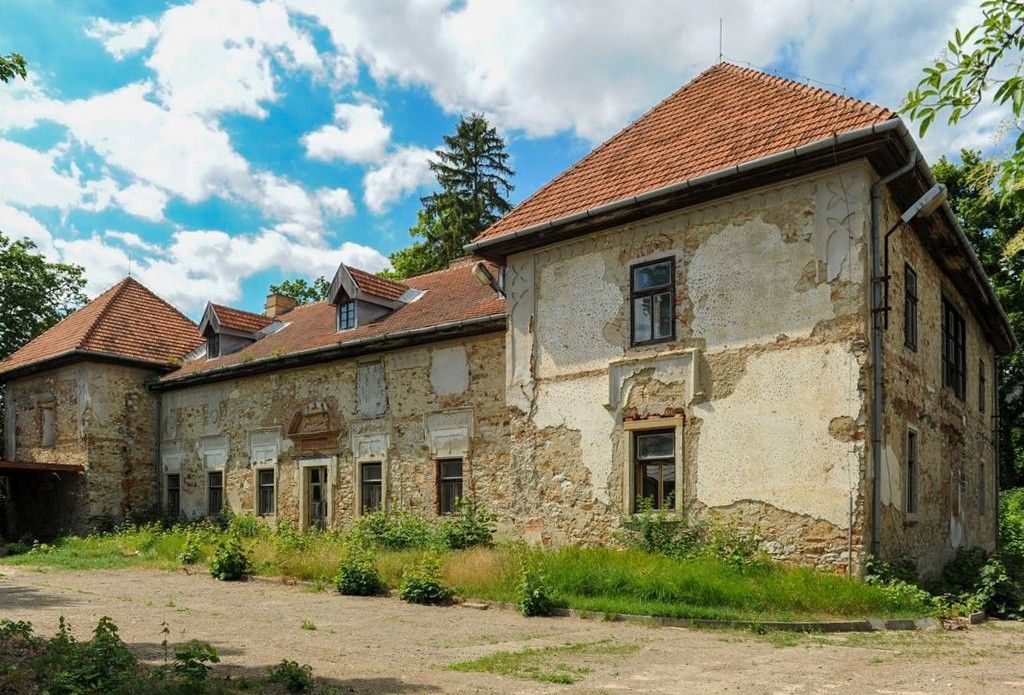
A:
424;409;474;458
880;444;901;508
687;220;834;350
385;347;430;371
430;345;469;396
535;250;623;377
693;344;861;528
505;253;535;413
533;374;615;502
356;361;387;417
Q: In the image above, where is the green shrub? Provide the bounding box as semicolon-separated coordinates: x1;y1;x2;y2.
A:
267;659;314;692
517;564;553;617
618;498;699;557
435;499;497;550
335;548;385;596
941;546;989;593
353;509;433;550
228;513;269;539
399;553;452;605
1000;488;1024;581
170;639;220;687
974;557;1023;618
178;532;204;566
864;554;920;585
45;616;139;693
209;536;252;581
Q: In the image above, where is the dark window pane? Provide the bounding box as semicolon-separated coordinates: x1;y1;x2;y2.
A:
633;296;652;343
438;459;464;514
653;291;673;340
338;301;356;330
258;469;275;516
439;459;462;479
207;471;223;516
166;474;180;517
641;464;660;505
361;462;382;514
632;260;673;291
636;432;674;459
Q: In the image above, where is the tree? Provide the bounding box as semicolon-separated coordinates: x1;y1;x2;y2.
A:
267;276;329;305
0;53;26;83
933;150;1024;487
0;233;87;446
385;113;513;279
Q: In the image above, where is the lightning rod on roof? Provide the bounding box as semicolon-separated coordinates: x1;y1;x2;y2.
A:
718;18;723;64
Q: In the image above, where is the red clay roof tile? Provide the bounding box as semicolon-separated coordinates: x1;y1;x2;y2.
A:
347;266;409;302
210;304;275;334
474;63;896;244
0;277;203;377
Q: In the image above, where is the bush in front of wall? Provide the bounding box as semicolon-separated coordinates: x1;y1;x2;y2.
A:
335;548;384;596
266;659;315;692
209;536;252;581
434;498;497;550
516;563;553;617
398;553;452;605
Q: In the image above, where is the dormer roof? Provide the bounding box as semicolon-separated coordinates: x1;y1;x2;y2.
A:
327;264;421;308
199;303;276;337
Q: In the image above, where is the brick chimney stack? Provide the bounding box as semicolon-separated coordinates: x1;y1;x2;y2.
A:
264;293;297;318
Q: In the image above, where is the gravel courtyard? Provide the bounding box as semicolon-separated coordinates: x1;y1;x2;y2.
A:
2;565;1024;694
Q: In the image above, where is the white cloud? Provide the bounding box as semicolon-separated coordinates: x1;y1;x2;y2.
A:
317;187;356;218
0;204;57;257
55;235;132;295
105;230;163;255
112;183;169;222
363;146;434;214
86;17;159;59
302;102;392;163
0;139;84;209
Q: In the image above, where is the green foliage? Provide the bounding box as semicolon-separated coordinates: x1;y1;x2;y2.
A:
266;660;314;692
227;513;269;539
435;499;496;550
169;640;220;687
267;276;329;305
1001;487;1024;578
905;1;1024;196
0;52;26;83
178;531;204;566
209;536;252;581
335;547;385;596
399;552;453;605
864;554;919;585
617;502;760;568
387;113;514;279
516;563;553;617
352;509;434;550
941;546;990;593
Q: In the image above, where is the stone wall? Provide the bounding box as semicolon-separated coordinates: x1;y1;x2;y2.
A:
504;162;874;570
877;188;998;577
157;332;509;530
5;362;160;530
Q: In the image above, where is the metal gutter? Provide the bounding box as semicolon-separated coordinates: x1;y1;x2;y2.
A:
465;119;905;254
0;349;180;383
151;313;507;391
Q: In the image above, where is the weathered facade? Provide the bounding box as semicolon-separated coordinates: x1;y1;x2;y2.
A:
0;64;1014;576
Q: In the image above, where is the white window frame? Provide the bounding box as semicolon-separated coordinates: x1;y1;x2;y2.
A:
254;465;277;518
623;416;684;514
299;457;333;530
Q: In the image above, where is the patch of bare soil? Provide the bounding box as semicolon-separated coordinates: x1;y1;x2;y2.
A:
2;565;1024;694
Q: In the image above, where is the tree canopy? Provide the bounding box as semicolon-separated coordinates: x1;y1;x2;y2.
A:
0;52;26;84
267;276;329;305
384;113;513;280
933;150;1024;486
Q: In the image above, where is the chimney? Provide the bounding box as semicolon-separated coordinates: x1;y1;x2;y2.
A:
264;293;297;318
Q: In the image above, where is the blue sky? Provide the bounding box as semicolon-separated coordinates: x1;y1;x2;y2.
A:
0;0;1003;318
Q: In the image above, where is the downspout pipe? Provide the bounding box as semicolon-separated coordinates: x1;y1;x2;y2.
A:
869;150;919;560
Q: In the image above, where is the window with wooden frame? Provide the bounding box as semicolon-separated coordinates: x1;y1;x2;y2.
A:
630;258;675;346
207;333;220;359
633;429;676;511
905;428;918;517
337;300;356;331
903;263;918;350
207;470;224;516
941;296;966;399
166;474;180;518
437;458;463;515
979;359;986;413
360;461;382;514
257;468;275;516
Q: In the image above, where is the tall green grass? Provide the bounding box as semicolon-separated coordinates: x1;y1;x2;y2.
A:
0;520;928;621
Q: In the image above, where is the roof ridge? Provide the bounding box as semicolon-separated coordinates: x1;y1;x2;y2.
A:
78;278;132;350
211;302;267;318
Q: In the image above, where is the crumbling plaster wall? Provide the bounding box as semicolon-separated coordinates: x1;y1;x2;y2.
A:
6;362;160;530
505;162;874;568
878;188;998;577
158;332;508;529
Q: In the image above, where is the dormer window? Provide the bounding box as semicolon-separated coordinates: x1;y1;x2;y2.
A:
337;300;356;331
207;333;220;359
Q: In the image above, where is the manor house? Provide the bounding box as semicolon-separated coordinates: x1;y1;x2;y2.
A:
1;64;1014;577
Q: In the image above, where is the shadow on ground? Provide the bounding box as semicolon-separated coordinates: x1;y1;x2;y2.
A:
0;585;80;610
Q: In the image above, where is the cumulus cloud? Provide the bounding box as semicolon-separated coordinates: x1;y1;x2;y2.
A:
317;187;356;218
302;102;392;163
363;146;434;214
86;17;159;59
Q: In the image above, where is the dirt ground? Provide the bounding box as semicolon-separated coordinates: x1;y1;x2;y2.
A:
2;565;1024;694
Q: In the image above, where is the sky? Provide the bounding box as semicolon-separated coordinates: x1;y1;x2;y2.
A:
0;0;1011;319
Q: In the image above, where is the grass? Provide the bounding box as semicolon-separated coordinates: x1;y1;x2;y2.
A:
0;520;930;623
448;639;638;684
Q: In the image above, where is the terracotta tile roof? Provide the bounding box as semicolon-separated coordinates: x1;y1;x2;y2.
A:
348;266;409;302
0;277;203;378
210;304;275;334
474;62;896;244
161;261;505;382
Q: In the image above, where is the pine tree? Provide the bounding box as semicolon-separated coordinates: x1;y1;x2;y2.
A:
385;114;513;279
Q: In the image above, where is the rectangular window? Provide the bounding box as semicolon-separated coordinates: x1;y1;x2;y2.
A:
630;258;675;345
941;296;966;399
207;470;223;516
906;429;918;516
633;429;676;510
257;469;275;516
338;300;356;331
360;462;382;514
166;474;180;518
437;458;464;515
903;264;918;350
979;359;987;413
207;333;220;359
